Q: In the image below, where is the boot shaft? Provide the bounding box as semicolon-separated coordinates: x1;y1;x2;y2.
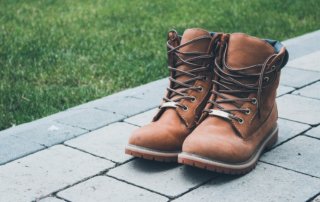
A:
205;33;288;138
154;28;222;128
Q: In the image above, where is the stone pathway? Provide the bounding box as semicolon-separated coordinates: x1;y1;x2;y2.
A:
1;30;320;202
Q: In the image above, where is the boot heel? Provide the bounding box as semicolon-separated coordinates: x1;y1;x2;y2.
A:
265;129;278;150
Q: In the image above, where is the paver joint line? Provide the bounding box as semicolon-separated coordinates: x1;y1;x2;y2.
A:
105;174;171;199
267;122;311;149
259;160;320;179
37;166;116;201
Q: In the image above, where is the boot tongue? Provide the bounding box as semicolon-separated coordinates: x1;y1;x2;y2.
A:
226;33;275;70
160;29;211;126
179;28;211;54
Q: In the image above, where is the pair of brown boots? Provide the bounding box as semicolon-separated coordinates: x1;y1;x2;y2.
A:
125;28;289;174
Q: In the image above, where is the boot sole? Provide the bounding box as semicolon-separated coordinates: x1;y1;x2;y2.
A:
125;144;180;162
178;126;278;174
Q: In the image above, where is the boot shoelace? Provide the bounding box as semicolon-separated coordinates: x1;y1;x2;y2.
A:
204;43;280;124
160;35;214;111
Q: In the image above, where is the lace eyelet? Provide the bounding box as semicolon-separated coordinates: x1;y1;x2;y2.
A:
245;108;251;115
203;76;208;81
190;96;196;102
264;77;270;82
183;105;189;111
238;118;244;124
251;98;257;105
197;86;204;92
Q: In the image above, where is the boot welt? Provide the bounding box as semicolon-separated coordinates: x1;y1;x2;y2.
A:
178;126;278;174
125;144;180;162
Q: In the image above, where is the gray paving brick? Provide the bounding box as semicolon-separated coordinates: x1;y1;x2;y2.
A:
0;133;45;165
56;108;125;131
95;96;159;117
277;85;295;97
280;67;320;88
126;78;167;101
0;111;89;164
125;108;158;126
293;81;320;100
174;163;320;202
94;77;166;116
39;197;65;202
108;159;215;198
73;78;167;117
287;51;320;72
306;125;320;139
277;94;320;125
261;136;320;177
277;118;310;147
58;176;167;202
66;122;138;163
96;79;166;116
15;122;86;147
115;78;168;101
283;30;320;60
0;145;114;202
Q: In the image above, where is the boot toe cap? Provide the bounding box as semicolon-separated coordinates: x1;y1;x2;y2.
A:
128;123;185;152
182;130;250;164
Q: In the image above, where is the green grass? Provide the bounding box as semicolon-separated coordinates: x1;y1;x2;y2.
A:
0;0;319;130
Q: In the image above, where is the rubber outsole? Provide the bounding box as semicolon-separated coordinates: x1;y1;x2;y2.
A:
178;127;278;175
125;144;180;162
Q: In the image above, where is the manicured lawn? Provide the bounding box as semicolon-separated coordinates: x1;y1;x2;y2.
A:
0;0;319;130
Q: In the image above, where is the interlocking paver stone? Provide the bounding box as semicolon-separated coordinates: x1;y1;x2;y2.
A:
95;96;158;117
283;30;320;60
109;77;167;100
277;94;320;125
0;134;45;165
56;108;125;131
261;136;320;177
0;145;114;202
66;122;138;163
277;85;295;97
39;197;65;202
293;81;320;100
125;108;158;126
127;78;167;101
287;51;320;72
70;78;166;113
93;79;166;117
306;125;320;139
108;159;215;198
174;163;320;202
276;118;310;147
280;67;320;88
14;122;87;147
58;176;167;202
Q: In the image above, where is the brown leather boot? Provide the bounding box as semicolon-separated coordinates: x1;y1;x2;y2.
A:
125;28;221;162
178;33;289;173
